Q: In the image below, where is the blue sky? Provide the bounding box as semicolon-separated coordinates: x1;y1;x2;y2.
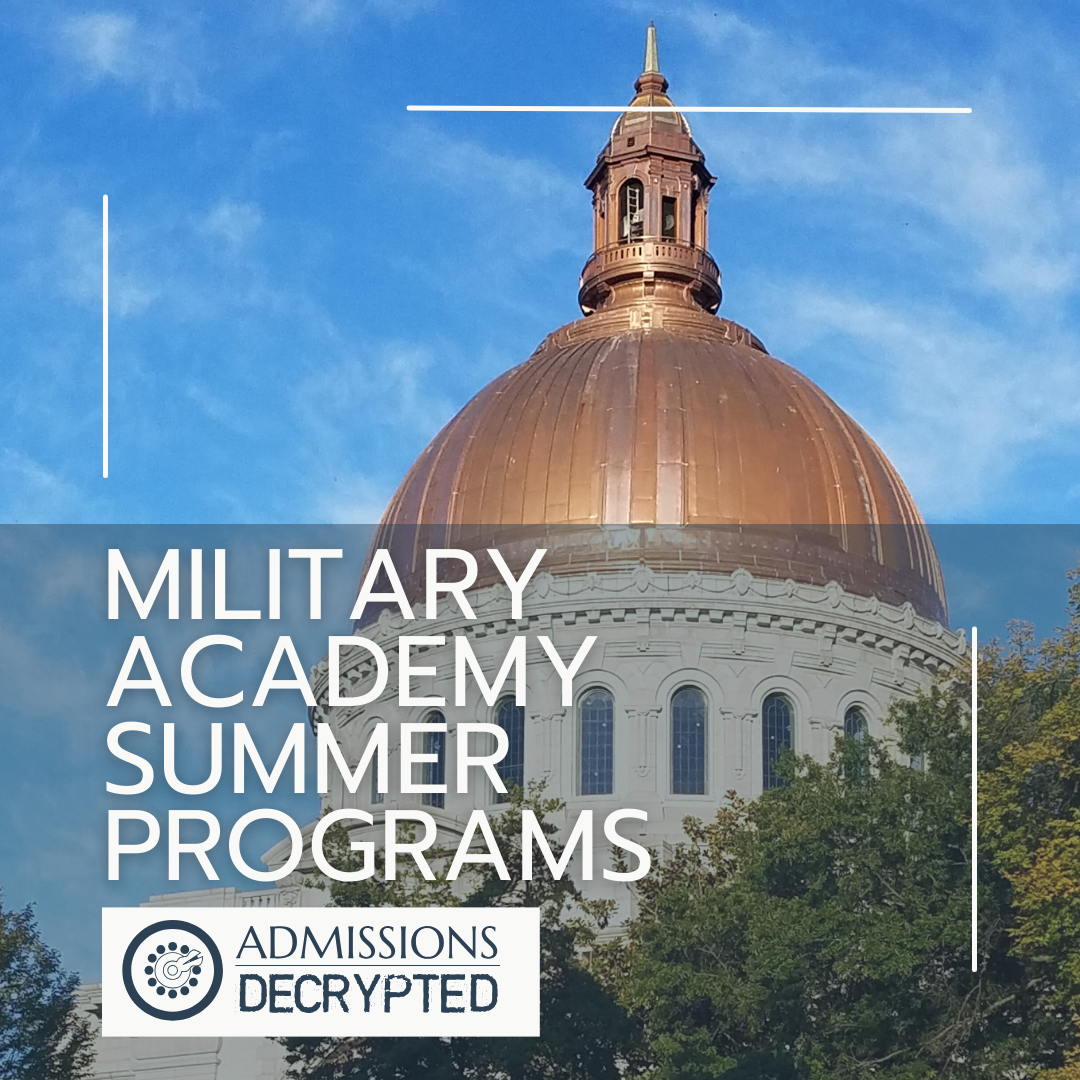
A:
1;0;1079;524
2;0;1080;982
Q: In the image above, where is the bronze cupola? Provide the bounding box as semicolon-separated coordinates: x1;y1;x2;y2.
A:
579;24;721;315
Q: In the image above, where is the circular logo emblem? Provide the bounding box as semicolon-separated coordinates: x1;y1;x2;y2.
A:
122;920;223;1021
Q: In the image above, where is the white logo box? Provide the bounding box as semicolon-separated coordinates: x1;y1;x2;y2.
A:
102;907;540;1037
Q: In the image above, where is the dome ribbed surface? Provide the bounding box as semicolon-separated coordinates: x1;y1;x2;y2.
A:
374;308;947;623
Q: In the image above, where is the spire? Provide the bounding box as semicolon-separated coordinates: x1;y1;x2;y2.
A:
635;22;668;95
579;24;720;317
643;21;659;74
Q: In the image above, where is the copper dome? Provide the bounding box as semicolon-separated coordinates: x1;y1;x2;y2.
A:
373;303;947;623
365;27;947;625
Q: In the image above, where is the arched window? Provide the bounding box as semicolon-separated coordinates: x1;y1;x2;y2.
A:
421;711;446;809
580;689;614;795
619;180;645;242
762;693;793;789
844;705;868;742
495;697;525;802
671;686;706;794
844;705;869;783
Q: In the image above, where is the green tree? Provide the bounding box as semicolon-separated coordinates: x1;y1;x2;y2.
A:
600;683;1077;1078
280;783;634;1080
980;570;1080;1078
282;569;1080;1078
0;894;93;1080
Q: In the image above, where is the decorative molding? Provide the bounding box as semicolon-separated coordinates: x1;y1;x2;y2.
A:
310;567;965;724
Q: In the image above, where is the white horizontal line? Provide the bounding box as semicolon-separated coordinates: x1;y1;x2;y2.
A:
407;105;971;114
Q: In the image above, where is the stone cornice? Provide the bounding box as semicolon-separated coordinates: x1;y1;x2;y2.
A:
309;566;965;725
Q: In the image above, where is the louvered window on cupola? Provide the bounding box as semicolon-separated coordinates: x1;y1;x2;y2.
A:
661;195;677;239
619;179;645;242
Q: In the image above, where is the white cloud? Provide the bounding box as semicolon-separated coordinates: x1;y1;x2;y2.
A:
0;448;97;523
295;342;455;451
767;284;1080;517
380;344;455;431
287;340;458;522
0;614;97;717
875;118;1076;304
313;474;394;524
50;207;157;316
287;0;341;25
200;200;264;249
185;381;251;432
391;125;583;264
652;4;1079;308
57;11;205;110
936;565;997;619
282;0;438;29
61;11;133;75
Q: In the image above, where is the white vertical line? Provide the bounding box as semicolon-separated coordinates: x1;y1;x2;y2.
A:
971;625;978;972
102;194;109;479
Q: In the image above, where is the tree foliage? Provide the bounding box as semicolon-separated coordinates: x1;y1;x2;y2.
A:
0;894;93;1080
280;784;633;1080
980;570;1080;1077
283;569;1080;1078
600;677;1078;1078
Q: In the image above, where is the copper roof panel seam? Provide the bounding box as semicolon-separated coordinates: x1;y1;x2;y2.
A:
811;386;895;538
382;401;462;525
556;337;612;524
495;344;573;525
530;340;606;522
384;435;445;530
812;392;918;576
765;361;850;529
565;371;603;523
432;380;509;523
857;432;944;602
653;332;689;467
600;334;639;524
696;341;737;524
765;367;822;527
699;340;735;523
733;348;787;523
419;371;514;526
718;348;749;527
392;364;511;527
654;332;690;522
570;337;616;523
483;341;578;522
630;330;660;523
530;339;604;524
783;368;855;533
473;341;570;524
